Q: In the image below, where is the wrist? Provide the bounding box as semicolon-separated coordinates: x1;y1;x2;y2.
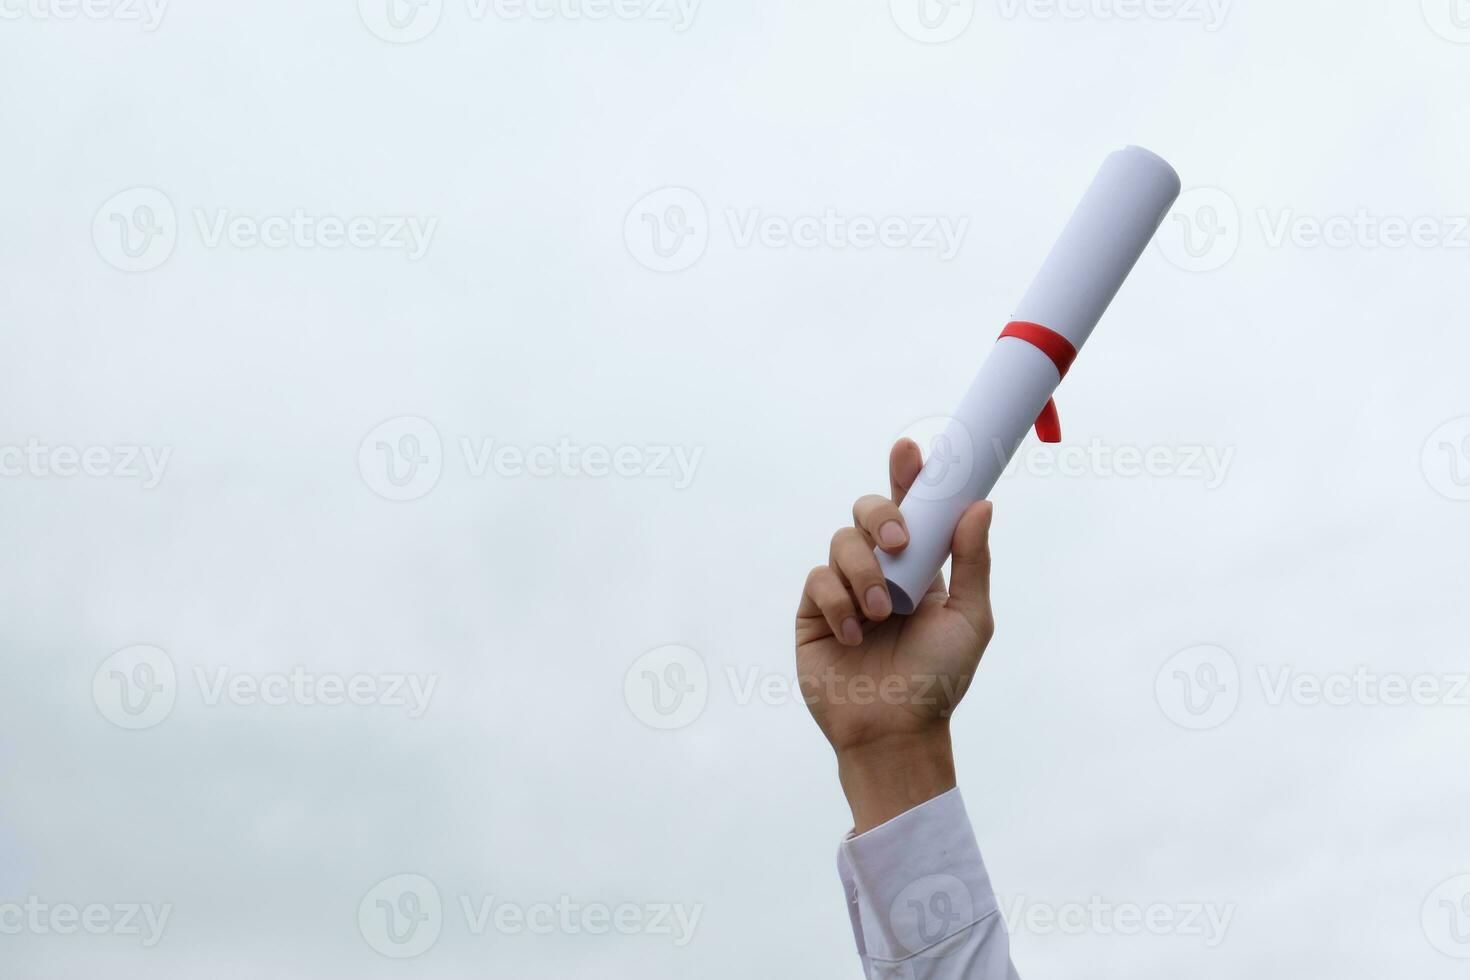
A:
836;726;956;835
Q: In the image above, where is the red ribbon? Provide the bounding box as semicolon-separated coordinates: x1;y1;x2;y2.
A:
998;321;1078;444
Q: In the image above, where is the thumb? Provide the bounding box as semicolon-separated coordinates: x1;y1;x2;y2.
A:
945;500;994;633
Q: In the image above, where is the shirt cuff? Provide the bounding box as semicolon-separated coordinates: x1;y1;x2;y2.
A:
836;788;1000;964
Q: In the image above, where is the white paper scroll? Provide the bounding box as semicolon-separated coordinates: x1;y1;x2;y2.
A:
877;146;1181;614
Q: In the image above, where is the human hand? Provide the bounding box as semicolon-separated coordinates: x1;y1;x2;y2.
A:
795;439;996;832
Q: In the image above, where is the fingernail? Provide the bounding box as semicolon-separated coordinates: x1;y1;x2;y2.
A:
841;618;863;645
879;521;907;548
865;585;892;618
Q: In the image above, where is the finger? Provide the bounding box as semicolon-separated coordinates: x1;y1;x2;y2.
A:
830;527;893;621
801;565;863;646
852;495;908;553
889;438;923;506
945;500;994;637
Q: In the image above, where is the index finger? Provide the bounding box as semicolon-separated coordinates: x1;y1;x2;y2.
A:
889;438;923;506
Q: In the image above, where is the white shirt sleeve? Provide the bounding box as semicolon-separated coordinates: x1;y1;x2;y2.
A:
836;789;1020;979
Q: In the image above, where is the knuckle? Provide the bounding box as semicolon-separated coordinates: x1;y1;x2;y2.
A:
837;538;879;572
809;571;851;609
806;565;835;590
823;590;854;614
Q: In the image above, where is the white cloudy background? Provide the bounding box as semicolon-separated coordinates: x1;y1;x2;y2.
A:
2;0;1468;976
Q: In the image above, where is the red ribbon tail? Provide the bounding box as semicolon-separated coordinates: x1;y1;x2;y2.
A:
1034;398;1062;443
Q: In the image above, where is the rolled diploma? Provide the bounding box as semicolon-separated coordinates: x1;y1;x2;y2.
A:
878;146;1181;615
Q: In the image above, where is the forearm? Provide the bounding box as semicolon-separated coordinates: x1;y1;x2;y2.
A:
837;727;957;835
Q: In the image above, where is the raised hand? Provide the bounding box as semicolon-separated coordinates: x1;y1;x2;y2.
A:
796;438;996;832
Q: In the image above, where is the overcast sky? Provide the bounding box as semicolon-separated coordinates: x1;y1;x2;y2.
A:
2;0;1469;976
